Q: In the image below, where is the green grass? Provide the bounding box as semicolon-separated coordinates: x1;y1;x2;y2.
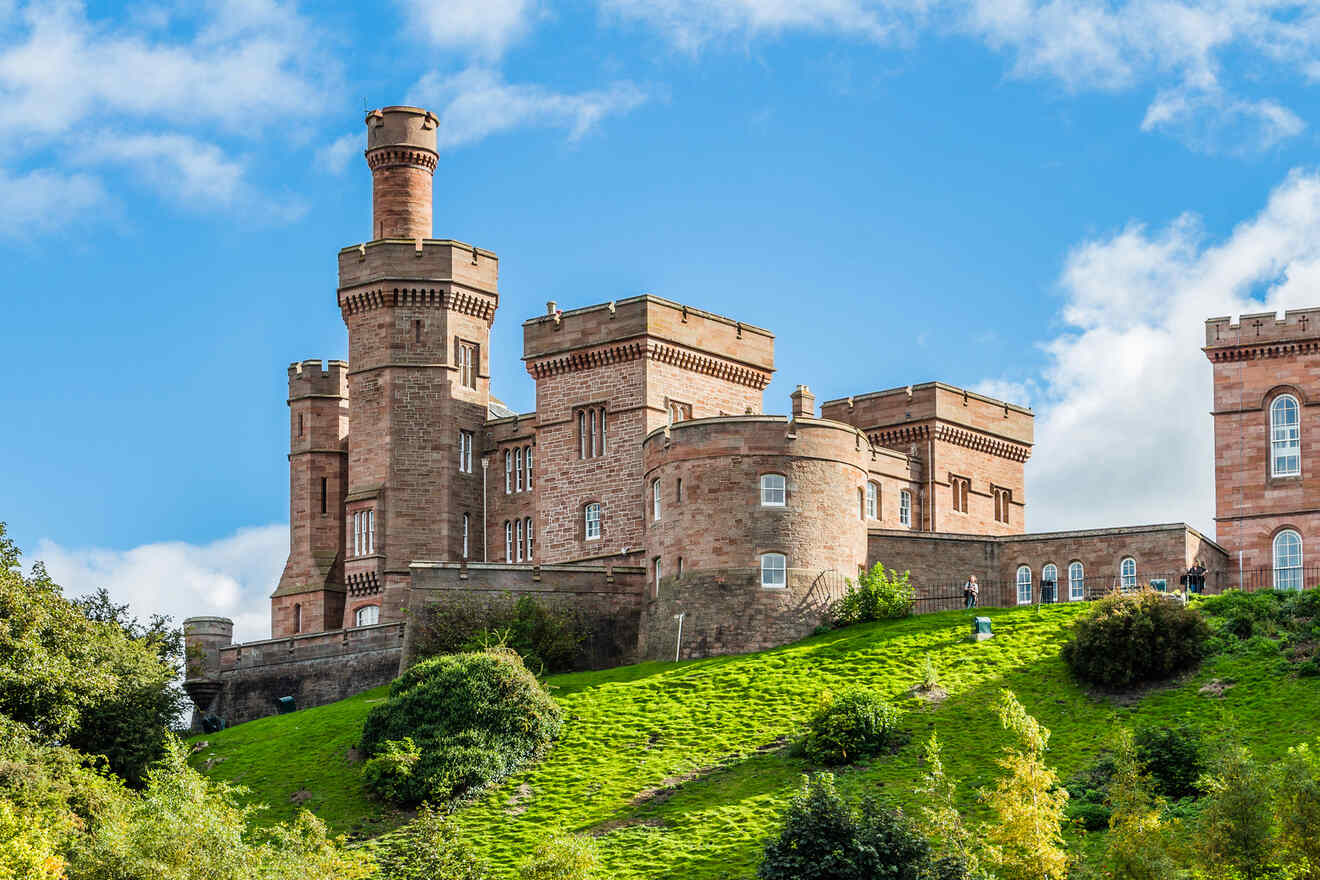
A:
189;604;1320;878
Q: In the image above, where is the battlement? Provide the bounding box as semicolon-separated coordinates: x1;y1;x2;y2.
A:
337;239;499;301
1205;308;1320;353
820;381;1034;448
287;359;348;399
365;106;438;156
523;294;775;383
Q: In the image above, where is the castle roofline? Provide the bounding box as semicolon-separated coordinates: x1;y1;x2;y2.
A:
820;381;1033;416
641;413;911;463
337;238;499;259
521;293;774;339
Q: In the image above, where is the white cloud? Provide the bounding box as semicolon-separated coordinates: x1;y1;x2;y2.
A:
0;168;104;238
601;0;1320;154
316;131;361;175
397;0;541;59
409;67;648;151
33;524;289;645
997;169;1320;535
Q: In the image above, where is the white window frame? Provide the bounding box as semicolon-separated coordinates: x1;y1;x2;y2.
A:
353;510;361;556
355;605;379;627
899;490;911;527
516;448;523;492
866;482;878;520
516;519;523;562
459;341;476;389
1016;565;1033;605
1271;395;1301;477
462;513;469;560
1068;561;1085;601
652;479;661;521
585;503;601;541
590;409;598;458
760;474;786;507
761;552;787;589
459;431;473;474
578;411;587;459
653;556;662;597
525;517;533;561
1274;529;1303;591
1120;557;1137;591
1042;563;1058;601
526;446;533;489
505;521;512;563
505;450;512;493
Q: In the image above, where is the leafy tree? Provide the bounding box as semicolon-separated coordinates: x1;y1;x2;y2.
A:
980;691;1070;880
916;732;978;877
0;523;179;785
833;563;914;625
803;689;900;765
518;833;600;880
1274;742;1320;880
1134;723;1205;801
1104;728;1188;880
1195;742;1277;880
1062;590;1210;689
374;805;489;880
759;773;938;880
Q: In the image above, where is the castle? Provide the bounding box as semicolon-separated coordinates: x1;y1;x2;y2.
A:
183;106;1314;726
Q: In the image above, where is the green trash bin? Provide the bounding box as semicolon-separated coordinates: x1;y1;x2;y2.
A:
973;617;993;641
276;695;296;714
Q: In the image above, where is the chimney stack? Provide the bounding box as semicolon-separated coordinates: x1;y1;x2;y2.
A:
791;384;815;418
364;106;438;241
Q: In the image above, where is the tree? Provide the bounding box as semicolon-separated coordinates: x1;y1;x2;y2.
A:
1104;728;1188;880
1274;742;1320;880
0;523;180;786
1196;742;1277;880
374;805;489;880
519;833;600;880
916;732;978;877
833;563;914;625
980;691;1070;880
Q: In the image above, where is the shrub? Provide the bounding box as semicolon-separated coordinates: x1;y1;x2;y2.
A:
803;689;899;765
920;654;940;690
518;833;599;880
1275;742;1320;878
414;597;581;675
1134;723;1205;800
1195;743;1276;880
759;773;939;880
833;563;914;626
374;805;488;880
360;649;563;806
1067;801;1111;831
1062;590;1211;689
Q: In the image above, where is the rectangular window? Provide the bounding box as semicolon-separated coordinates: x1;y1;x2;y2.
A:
760;474;786;506
526;447;533;489
653;556;662;597
320;477;327;514
585;503;601;540
761;553;787;588
459;431;473;473
865;482;878;519
462;513;469;560
899;490;911;527
652;480;661;521
458;341;477;389
993;487;1011;524
951;476;969;514
505;521;512;563
353;511;361;556
516;519;523;562
525;518;533;561
576;406;607;459
505;450;512;493
590;409;598;458
367;510;374;554
297;414;304;437
676;478;683;503
516;448;523;492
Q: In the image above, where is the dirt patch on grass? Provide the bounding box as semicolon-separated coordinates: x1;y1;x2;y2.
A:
289;789;312;804
590;817;665;836
344;747;362;765
1199;678;1236;698
506;782;535;815
909;685;948;705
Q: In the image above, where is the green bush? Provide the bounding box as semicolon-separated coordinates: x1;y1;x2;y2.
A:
1061;590;1211;689
1134;723;1205;800
1067;801;1112;832
803;689;899;765
833;563;914;626
518;833;599;880
759;773;945;880
374;805;489;880
360;649;563;806
414;596;581;675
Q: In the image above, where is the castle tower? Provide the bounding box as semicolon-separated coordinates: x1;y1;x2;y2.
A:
271;360;349;636
339;106;499;625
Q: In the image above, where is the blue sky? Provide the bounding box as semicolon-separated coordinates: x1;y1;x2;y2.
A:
5;0;1320;638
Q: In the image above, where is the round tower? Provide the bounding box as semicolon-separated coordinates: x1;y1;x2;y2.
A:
364;106;439;241
182;616;233;726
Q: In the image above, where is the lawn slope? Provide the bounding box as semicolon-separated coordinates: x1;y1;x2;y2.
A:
189;604;1320;879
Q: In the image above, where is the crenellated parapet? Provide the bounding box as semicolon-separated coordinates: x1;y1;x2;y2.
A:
1205;308;1320;361
288;359;348;400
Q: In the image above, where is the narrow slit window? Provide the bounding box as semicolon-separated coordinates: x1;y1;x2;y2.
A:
525;517;533;560
516;519;523;562
505;450;512;493
516;448;523;492
505;521;512;562
462;513;469;560
320;477;327;514
525;446;533;489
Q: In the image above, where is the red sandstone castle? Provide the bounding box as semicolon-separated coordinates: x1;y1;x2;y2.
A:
181;106;1312;726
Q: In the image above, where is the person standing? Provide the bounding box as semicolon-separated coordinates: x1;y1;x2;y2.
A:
963;574;979;609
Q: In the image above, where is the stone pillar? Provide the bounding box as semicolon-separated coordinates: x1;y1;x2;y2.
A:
791;384;816;418
364;106;438;241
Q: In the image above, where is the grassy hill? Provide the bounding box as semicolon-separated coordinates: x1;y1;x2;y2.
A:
189;603;1320;878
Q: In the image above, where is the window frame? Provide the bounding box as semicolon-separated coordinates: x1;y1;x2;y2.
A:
1274;529;1303;591
504;520;512;563
760;473;786;507
525;517;533;560
760;552;787;589
515;448;523;492
1271;394;1301;478
1120;557;1137;591
951;475;970;514
462;512;469;560
1068;561;1085;601
899;490;911;527
652;479;661;521
457;340;478;390
866;481;879;520
355;605;380;627
525;445;533;489
515;519;523;562
459;430;473;474
1016;565;1033;605
584;503;602;541
505;450;512;493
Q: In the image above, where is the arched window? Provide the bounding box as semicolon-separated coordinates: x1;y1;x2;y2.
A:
292;603;301;634
1271;395;1301;477
504;450;512;493
761;552;787;588
355;605;379;627
515;448;523;492
525;517;533;560
1016;566;1032;605
899;490;912;527
1274;529;1303;590
652;479;661;521
866;482;879;519
1042;563;1058;602
584;503;601;540
1120;557;1137;591
504;520;512;562
760;474;786;506
1068;561;1085;601
515;519;523;562
462;513;469;560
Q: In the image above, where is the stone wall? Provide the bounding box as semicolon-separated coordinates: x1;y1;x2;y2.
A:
404;562;645;669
